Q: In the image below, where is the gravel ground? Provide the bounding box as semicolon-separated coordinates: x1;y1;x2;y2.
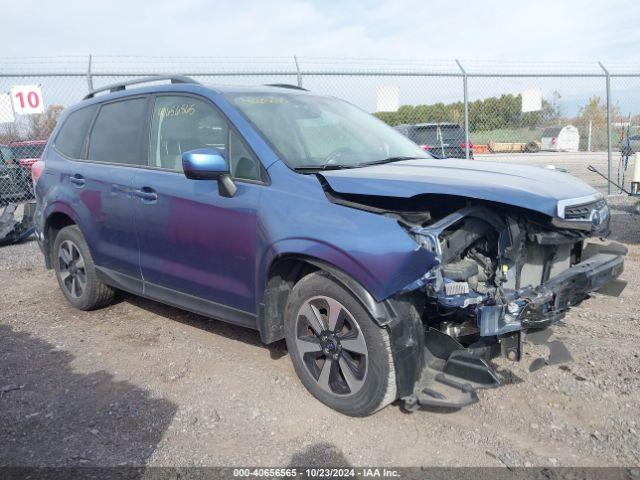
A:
0;193;639;467
477;151;637;196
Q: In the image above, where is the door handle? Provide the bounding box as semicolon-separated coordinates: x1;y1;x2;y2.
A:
69;174;85;187
134;187;158;203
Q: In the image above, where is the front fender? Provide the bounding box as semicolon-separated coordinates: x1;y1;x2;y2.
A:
261;237;380;298
258;234;436;308
255;164;439;306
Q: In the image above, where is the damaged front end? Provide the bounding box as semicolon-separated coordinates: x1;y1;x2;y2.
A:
393;198;626;410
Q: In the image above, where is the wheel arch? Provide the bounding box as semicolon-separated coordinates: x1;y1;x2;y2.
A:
258;253;397;344
42;205;81;268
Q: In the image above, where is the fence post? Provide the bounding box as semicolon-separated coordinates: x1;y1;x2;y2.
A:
598;61;612;195
455;59;470;160
86;54;94;93
293;55;303;88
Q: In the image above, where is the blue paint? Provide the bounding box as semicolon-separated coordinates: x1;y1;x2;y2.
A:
34;83;602;327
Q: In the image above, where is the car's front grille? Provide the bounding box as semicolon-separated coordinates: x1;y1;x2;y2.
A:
564;199;606;220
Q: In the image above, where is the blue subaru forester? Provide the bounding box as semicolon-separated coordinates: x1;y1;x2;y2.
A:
34;76;625;415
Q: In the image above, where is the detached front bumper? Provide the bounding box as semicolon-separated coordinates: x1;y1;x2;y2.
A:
402;243;626;411
477;243;626;337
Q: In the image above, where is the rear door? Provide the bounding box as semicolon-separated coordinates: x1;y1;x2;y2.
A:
75;96;149;291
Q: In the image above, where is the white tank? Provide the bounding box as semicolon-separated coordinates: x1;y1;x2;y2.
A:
633;153;640;195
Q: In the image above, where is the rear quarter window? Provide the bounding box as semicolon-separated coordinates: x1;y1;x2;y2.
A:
54;105;98;159
88;98;148;165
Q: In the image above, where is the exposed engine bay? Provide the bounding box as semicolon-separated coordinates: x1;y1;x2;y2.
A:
403;201;624;342
324;187;627;408
329;190;625;344
297;155;632;411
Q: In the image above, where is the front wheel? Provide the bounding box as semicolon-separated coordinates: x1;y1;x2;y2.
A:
284;271;397;416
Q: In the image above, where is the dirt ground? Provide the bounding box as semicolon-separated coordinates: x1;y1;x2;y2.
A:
1;192;639;467
478;151;637;197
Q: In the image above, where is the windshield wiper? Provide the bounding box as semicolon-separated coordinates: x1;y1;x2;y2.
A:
356;156;424;167
293;156;425;172
293;164;360;172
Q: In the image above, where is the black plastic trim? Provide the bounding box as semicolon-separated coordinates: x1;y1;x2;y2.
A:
143;282;257;328
303;258;396;326
95;266;257;328
95;266;144;296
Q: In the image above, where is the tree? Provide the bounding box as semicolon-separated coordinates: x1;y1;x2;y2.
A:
575;96;620;150
542;90;562;123
374;93;557;132
26;104;64;140
0;122;22;144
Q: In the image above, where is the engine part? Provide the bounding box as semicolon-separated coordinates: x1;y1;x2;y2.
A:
444;281;469;296
442;258;479;281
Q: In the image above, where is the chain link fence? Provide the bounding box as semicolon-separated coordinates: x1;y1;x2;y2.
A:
1;56;639;205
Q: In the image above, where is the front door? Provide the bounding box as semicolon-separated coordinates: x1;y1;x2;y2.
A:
133;94;265;324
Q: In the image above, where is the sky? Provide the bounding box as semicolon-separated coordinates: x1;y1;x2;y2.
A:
1;0;639;62
1;0;639;119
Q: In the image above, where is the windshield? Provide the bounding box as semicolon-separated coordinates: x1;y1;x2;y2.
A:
226;93;429;169
11;143;45;159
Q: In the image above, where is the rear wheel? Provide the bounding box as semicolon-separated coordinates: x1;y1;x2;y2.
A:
284;271;396;416
53;225;114;310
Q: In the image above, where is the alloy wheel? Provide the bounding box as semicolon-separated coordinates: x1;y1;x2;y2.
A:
57;240;87;299
295;295;368;396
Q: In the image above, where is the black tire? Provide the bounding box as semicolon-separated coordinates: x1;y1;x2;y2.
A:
52;225;114;310
284;271;396;416
524;141;540;153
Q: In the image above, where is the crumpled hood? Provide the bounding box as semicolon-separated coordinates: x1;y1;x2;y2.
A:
319;158;599;217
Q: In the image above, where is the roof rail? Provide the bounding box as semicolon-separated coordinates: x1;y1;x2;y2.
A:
264;83;308;91
83;75;201;100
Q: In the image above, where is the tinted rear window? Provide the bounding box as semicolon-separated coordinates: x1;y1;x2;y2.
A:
55;105;97;159
440;125;464;141
88;98;147;165
410;126;438;144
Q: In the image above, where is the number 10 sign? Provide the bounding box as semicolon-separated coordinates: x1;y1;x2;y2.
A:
10;85;45;114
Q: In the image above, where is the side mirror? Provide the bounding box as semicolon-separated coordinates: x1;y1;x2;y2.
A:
182;148;229;180
182;148;237;197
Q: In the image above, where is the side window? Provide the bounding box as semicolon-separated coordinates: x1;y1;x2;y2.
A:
88;98;148;165
229;130;261;181
55;105;97;159
149;96;227;172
